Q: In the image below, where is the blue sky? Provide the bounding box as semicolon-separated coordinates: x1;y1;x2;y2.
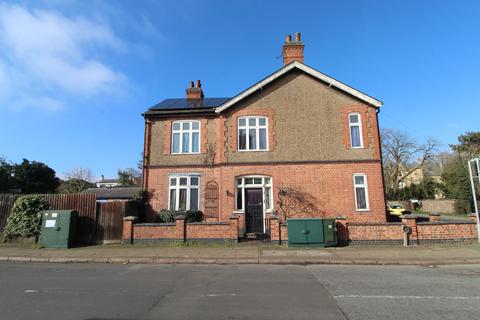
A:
0;0;479;179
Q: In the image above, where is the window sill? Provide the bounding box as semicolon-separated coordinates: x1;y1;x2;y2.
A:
170;152;201;155
237;149;270;153
355;209;371;213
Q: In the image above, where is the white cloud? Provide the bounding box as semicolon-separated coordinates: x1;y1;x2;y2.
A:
0;4;127;110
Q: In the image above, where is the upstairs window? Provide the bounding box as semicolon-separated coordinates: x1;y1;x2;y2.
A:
353;174;369;211
238;116;268;151
172;120;200;154
348;113;363;148
168;175;199;211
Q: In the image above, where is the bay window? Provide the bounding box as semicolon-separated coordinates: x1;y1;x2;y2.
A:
168;175;200;211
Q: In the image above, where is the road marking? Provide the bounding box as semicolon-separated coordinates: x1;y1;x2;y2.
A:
334;295;480;300
24;290;38;293
201;293;237;297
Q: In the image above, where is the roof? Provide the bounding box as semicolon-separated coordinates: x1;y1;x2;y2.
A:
144;60;382;116
97;179;119;184
215;61;383;113
81;187;140;200
147;97;231;112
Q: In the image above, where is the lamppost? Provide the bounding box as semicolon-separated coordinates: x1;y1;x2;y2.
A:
467;158;480;243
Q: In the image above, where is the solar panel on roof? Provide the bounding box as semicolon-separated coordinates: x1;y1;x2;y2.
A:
148;97;231;111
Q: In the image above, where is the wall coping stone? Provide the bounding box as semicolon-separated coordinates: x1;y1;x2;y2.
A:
429;212;441;216
187;222;230;226
135;223;175;227
348;222;403;226
175;215;186;220
417;221;475;225
335;216;347;220
124;216;138;221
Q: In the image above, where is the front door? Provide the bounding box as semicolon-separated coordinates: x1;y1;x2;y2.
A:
245;188;263;233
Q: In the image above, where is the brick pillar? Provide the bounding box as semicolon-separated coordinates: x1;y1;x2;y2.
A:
401;215;418;245
122;216;138;245
470;213;478;223
429;212;441;222
175;215;186;243
335;216;348;245
236;212;246;238
266;214;280;244
229;214;239;243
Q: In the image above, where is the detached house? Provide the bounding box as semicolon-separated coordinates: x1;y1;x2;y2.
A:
141;33;386;238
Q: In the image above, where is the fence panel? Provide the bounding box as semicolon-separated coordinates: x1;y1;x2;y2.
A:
0;193;97;244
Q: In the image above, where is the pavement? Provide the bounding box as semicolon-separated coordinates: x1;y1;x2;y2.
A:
1;262;479;320
1;242;480;265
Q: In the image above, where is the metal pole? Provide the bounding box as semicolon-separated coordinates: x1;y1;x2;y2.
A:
468;159;480;243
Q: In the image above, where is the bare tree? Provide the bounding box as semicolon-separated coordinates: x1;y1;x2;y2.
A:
64;167;94;182
381;128;438;195
58;167;95;194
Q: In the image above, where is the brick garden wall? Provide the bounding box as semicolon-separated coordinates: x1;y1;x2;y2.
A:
268;214;478;245
123;215;239;244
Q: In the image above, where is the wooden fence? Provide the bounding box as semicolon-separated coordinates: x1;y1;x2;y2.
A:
0;194;97;244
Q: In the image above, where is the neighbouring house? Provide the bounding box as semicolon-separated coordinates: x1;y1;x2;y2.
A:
96;175;121;188
82;187;141;202
141;32;386;238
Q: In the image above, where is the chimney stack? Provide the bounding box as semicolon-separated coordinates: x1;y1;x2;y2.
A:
282;32;304;65
186;79;204;100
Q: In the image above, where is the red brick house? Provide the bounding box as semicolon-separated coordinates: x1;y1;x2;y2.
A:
141;33;386;238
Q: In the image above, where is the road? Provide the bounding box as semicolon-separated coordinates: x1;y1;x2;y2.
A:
0;262;479;320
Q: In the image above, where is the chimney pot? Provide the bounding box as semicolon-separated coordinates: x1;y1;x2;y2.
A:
189;80;194;88
294;32;301;42
285;34;291;42
196;80;201;88
282;32;305;65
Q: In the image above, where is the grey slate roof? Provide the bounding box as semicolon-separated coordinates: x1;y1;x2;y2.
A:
148;97;231;111
82;187;140;200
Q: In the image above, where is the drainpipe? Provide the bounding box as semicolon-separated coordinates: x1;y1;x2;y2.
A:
376;108;388;222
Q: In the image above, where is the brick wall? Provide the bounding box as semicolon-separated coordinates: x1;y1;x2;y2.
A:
420;199;457;214
145;161;386;224
123;215;239;244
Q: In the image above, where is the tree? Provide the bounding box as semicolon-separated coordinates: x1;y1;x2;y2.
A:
13;159;59;194
0;157;14;193
450;131;480;158
57;167;95;194
276;185;321;221
117;168;140;186
381;128;438;197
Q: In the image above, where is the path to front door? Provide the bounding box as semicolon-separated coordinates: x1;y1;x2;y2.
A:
245;188;263;234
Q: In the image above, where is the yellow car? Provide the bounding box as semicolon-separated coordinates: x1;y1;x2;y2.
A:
387;204;408;216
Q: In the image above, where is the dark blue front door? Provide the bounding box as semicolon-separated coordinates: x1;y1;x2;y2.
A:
245;188;263;233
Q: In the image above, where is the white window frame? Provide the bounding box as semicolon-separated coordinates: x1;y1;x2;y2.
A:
167;174;200;211
353;173;370;211
237;116;269;151
348;112;364;149
235;176;273;212
171;120;201;154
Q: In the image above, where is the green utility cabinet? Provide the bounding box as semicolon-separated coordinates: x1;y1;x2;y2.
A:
287;218;337;247
39;210;78;248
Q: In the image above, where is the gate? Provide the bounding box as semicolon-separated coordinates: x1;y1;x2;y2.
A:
95;201;134;243
204;181;219;219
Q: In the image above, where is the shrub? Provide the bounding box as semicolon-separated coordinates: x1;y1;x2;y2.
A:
454;199;472;215
2;195;50;240
157;209;203;223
